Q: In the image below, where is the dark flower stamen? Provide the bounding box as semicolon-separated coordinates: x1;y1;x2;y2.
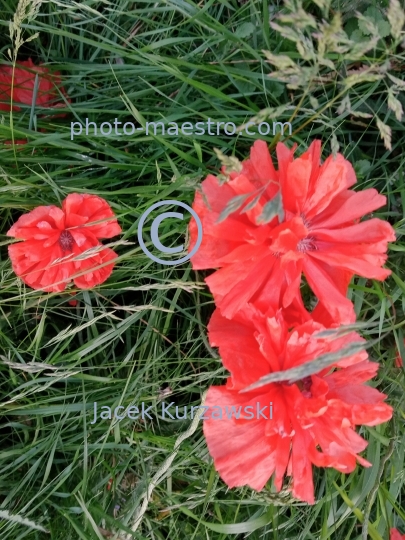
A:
297;235;317;252
301;376;312;392
59;230;74;252
300;212;311;229
295;376;313;395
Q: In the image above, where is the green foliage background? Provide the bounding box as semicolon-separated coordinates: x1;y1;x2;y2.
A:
0;0;404;538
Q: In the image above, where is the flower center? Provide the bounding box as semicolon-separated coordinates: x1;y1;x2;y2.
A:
296;376;313;397
270;215;317;255
297;236;317;252
59;230;74;252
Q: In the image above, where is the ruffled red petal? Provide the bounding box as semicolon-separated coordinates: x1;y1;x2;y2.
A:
72;246;118;289
63;193;122;239
203;386;279;491
189;139;393;324
7;205;65;238
202;307;392;504
7;194;120;291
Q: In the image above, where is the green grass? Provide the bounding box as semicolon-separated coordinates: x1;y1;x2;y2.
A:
0;0;404;538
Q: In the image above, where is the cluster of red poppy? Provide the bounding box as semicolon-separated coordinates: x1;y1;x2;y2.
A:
189;140;395;504
2;59;399;512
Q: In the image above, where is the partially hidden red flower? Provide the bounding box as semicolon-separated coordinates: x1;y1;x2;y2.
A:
203;304;393;504
4;139;27;146
391;529;405;540
0;58;69;112
189;140;395;325
7;193;122;292
68;293;78;307
395;339;404;367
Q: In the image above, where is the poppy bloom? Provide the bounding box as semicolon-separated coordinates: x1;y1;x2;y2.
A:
0;58;69;112
395;338;404;367
189;140;395;325
391;530;405;540
4;139;28;146
203;304;393;504
7;193;121;292
68;294;78;307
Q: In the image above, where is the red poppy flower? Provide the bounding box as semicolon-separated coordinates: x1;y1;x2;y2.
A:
4;139;27;146
391;529;405;540
68;293;78;307
0;58;69;112
7;193;122;292
203;304;393;504
395;338;404;367
189;140;395;325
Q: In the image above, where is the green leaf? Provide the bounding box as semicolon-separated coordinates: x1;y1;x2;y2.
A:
235;22;256;39
350;29;369;42
377;19;391;38
240;339;373;393
333;483;384;540
256;191;284;224
354;159;371;177
264;79;284;98
240;192;263;213
358;7;390;38
179;506;274;534
217;194;249;223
